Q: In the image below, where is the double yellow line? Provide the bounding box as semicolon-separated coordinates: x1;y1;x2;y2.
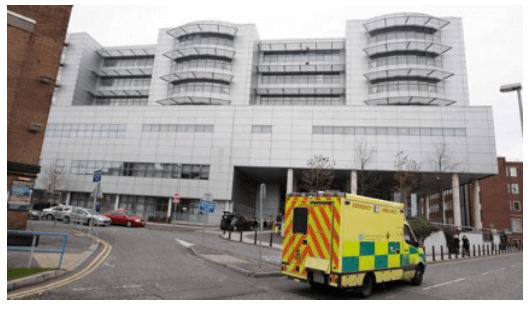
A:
8;237;112;300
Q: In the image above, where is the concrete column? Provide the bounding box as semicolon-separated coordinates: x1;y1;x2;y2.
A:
425;195;430;220
452;174;461;228
167;197;173;222
411;193;417;217
114;195;119;210
473;180;482;229
350;171;357;194
287;168;294;194
65;192;71;205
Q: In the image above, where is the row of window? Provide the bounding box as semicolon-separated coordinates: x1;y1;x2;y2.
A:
368;55;443;69
94;97;149;106
312;126;467;137
102;57;154;68
506;166;518;177
263;51;342;63
142;124;214;133
171;58;232;71
261;73;342;85
252;125;272;133
170;82;230;95
507;184;519;195
370;81;444;94
257;96;343;106
45;123;126;138
70;160;210;180
177;33;234;48
368;30;442;44
99;77;151;88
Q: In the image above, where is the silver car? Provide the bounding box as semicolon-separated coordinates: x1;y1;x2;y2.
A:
42;205;73;221
68;207;111;226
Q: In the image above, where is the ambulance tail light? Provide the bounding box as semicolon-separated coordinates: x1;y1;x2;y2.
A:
330;274;338;284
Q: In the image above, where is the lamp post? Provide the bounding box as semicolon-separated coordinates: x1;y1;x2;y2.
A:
500;83;523;135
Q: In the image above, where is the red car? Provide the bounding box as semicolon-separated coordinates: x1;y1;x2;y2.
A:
102;209;146;227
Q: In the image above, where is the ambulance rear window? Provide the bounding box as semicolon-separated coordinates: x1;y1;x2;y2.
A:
293;207;308;234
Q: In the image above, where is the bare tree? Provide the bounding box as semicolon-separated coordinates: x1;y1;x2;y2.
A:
428;140;463;224
41;162;66;204
354;141;382;197
301;155;336;192
394;151;420;216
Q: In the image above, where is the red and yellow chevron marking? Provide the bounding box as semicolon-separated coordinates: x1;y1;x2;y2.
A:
331;198;341;271
307;200;333;261
282;197;297;263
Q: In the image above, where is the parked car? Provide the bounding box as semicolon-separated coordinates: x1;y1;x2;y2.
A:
42;205;73;221
229;215;257;231
29;210;42;220
220;211;235;230
102;209;146;227
68;207;112;226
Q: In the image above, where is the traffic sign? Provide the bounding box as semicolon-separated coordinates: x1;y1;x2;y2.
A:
199;200;216;213
93;170;102;182
173;193;180;204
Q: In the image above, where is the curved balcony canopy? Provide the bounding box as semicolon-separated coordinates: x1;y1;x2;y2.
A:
257;64;345;73
363;13;450;36
89;89;149;97
365;96;455;106
95;68;153;77
97;47;155;58
167;23;238;39
157;96;231;105
364;68;453;84
160;71;233;84
259;40;344;51
364;41;451;59
255;87;345;95
164;47;236;61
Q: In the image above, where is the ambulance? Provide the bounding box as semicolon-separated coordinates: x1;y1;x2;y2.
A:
281;192;425;297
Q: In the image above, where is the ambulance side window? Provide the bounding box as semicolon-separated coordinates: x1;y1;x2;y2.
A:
293;207;308;234
404;224;416;246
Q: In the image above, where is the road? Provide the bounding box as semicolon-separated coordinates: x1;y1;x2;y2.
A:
17;222;523;300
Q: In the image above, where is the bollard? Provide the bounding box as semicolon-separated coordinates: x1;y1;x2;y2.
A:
448;246;451;259
473;245;476;257
229;229;232;240
240;229;243;242
254;229;257;245
223;229;225;235
423;246;426;261
455;249;459;259
498;244;500;254
462;247;465;258
482;245;485;256
269;232;273;247
433;246;436;262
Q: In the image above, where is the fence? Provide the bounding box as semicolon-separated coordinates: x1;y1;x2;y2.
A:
7;230;70;269
423;243;523;263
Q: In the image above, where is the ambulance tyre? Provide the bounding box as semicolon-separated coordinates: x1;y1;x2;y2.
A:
358;273;375;298
411;264;424;286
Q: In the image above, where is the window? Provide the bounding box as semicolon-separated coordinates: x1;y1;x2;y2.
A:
511;219;522;232
511;184;519;194
404;224;417;246
292;207;308;234
509;166;518;177
513;201;521;211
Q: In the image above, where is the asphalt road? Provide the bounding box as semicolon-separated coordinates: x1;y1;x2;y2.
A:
16;222;523;300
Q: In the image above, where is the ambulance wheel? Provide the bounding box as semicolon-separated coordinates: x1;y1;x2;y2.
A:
358;273;375;298
411;265;424;286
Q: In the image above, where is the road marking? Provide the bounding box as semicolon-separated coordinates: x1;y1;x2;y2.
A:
117;285;143;289
175;239;194;248
72;287;102;291
8;237;113;300
480;268;505;276
423;278;466;290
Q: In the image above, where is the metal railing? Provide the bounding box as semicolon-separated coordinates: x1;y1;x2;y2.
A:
7;230;70;269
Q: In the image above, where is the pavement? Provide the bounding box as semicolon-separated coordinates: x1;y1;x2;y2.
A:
7;220;103;292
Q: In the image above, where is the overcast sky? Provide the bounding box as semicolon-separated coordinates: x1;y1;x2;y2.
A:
66;3;524;161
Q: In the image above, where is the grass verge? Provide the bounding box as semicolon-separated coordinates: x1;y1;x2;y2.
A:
7;268;57;281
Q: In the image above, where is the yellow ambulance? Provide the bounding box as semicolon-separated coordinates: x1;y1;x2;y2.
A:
281;192;425;297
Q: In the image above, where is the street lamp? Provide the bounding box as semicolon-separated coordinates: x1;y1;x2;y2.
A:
500;83;523;134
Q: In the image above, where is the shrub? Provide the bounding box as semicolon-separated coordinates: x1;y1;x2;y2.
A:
441;225;458;249
407;216;438;243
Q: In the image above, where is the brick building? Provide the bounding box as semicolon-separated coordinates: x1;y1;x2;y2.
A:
478;157;523;245
420;157;523;245
7;6;72;229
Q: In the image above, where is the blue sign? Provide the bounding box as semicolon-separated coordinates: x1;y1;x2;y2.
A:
93;170;102;182
199;200;217;213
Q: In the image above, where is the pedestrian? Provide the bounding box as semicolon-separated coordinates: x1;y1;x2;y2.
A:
462;235;470;256
453;234;460;254
276;212;283;235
